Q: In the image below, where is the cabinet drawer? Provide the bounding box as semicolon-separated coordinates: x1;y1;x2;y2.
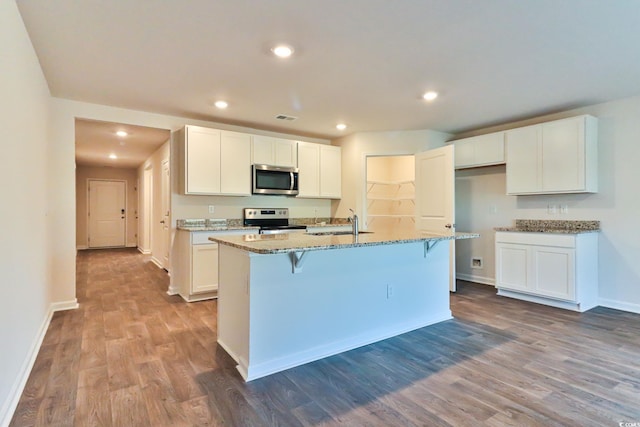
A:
191;229;257;245
495;232;575;248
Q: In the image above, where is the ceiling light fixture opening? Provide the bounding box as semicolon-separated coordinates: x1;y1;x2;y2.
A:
271;45;294;58
423;91;438;101
336;123;347;131
214;100;228;109
109;153;117;159
116;130;128;137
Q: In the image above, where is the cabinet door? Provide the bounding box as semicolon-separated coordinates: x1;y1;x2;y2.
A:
506;125;540;194
274;139;297;167
319;145;341;198
496;243;529;292
220;131;251;195
251;135;275;165
192;244;219;293
532;246;575;300
297;142;320;197
542;117;584;192
474;132;505;166
454;139;475;169
185;126;221;194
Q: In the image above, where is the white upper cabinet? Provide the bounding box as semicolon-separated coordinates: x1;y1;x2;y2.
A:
179;125;251;196
181;126;221;194
251;135;297;167
220;131;251;196
297;142;320;197
319;145;342;198
453;132;505;169
506;115;598;195
297;142;342;199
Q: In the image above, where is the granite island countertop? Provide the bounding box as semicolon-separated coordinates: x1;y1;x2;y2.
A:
209;230;479;254
494;219;600;234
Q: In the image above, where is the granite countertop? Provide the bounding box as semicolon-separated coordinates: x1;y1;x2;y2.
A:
176;217;351;232
209;231;479;255
494;219;600;234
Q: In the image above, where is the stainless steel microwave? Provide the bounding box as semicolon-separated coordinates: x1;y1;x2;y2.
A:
252;164;299;196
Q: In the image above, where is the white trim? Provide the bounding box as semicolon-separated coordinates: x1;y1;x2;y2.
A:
599;298;640;314
232;312;452;382
497;289;596;312
0;301;78;427
76;245;88;250
150;256;163;269
456;272;495;286
137;247;151;255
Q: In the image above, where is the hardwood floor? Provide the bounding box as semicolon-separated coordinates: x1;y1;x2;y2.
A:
10;248;640;426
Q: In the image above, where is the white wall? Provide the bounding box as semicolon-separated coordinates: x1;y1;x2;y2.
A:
0;1;55;424
453;95;640;313
333;129;452;226
76;166;139;248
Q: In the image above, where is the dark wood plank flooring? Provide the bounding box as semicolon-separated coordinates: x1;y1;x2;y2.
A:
10;248;640;426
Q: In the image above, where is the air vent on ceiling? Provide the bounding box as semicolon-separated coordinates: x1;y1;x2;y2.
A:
275;114;298;121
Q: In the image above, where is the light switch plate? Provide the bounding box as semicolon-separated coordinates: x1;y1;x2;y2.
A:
208;205;215;214
548;204;558;214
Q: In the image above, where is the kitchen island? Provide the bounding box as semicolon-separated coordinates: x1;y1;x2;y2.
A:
210;230;478;381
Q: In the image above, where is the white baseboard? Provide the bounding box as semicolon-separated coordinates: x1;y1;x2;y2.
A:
76;245;88;250
150;256;163;269
0;300;79;427
456;272;495;286
137;247;151;255
599;298;640;314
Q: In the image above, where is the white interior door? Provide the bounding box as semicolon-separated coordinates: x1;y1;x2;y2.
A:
88;180;126;248
161;159;170;270
415;145;456;291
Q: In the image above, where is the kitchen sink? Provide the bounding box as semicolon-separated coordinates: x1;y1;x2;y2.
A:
307;231;374;236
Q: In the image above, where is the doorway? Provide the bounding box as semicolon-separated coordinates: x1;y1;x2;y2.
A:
365;155;415;233
87;179;126;248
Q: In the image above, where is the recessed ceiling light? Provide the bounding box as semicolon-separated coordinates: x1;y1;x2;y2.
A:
423;91;438;101
336;123;347;131
116;130;128;137
109;153;117;159
271;45;294;58
214;100;228;109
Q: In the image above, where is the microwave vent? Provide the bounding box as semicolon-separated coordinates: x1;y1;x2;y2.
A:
275;114;298;121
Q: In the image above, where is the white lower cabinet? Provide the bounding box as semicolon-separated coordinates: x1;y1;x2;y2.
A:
191;243;219;294
495;232;598;312
171;229;256;302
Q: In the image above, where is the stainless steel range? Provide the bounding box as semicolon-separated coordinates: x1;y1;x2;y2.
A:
243;208;307;235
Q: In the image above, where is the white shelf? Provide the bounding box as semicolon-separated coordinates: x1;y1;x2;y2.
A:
367;196;415;202
367;214;415;218
367;179;414;186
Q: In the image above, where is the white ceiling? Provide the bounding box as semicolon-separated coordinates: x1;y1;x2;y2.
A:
75;119;170;168
17;0;640;142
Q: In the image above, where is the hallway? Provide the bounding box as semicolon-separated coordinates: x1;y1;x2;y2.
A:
10;249;640;426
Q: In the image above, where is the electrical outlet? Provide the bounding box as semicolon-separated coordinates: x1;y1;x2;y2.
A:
490;205;498;214
471;257;483;269
560;204;569;214
386;284;394;299
208;205;215;214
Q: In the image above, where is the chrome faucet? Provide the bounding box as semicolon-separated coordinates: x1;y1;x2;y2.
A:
349;209;359;235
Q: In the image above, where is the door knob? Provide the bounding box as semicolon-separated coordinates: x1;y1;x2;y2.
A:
445;223;455;229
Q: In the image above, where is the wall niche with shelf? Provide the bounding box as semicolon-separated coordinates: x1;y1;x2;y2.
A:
365;155;415;232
